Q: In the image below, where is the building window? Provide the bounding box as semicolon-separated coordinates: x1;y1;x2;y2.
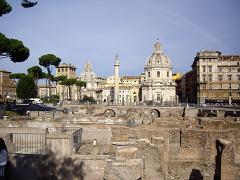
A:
167;71;169;77
228;75;232;81
219;67;222;72
202;66;206;72
238;68;240;72
202;74;206;82
148;71;150;77
157;71;160;77
218;75;222;82
228;68;231;72
238;75;240;81
219;84;222;89
208;74;212;82
58;69;60;72
202;59;205;62
237;62;239;66
229;84;231;89
209;66;212;72
157;94;161;101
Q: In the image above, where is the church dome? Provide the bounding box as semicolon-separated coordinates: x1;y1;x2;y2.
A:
145;40;172;68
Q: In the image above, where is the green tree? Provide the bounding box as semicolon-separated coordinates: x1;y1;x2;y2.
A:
39;54;61;97
9;73;26;81
0;0;37;16
0;0;11;16
75;80;86;100
54;75;67;82
60;78;77;100
41;72;49;98
52;75;67;96
27;66;43;86
21;0;37;8
16;75;37;100
0;33;30;62
81;95;96;104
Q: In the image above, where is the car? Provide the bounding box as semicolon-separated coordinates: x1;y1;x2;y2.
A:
28;98;43;104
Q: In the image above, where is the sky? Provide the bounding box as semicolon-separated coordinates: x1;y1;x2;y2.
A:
0;0;240;77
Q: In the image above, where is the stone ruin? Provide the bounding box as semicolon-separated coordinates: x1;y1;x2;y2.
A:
0;105;240;179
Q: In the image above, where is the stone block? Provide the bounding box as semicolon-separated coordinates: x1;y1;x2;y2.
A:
116;147;138;159
151;136;164;145
82;127;112;145
111;135;129;142
104;159;143;180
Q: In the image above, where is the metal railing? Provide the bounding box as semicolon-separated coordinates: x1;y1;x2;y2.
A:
9;133;48;155
47;127;83;153
72;129;82;152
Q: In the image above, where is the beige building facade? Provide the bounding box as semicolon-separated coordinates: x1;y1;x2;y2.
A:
38;85;56;99
101;75;141;104
0;70;16;101
192;51;240;104
56;63;76;78
56;63;78;100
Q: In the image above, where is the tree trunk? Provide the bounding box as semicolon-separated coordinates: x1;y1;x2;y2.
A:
68;86;71;100
76;86;79;100
55;82;58;96
48;77;52;98
47;67;52;98
45;79;48;98
79;87;82;100
62;85;65;100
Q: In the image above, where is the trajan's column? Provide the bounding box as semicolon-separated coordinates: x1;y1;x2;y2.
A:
114;55;120;104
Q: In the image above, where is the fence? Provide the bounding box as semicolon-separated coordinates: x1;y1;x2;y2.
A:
6;128;83;155
9;133;48;155
72;129;82;152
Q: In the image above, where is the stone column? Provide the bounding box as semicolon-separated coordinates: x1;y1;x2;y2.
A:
214;138;235;180
114;55;120;105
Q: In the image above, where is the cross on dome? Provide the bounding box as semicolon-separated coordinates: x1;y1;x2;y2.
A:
154;39;163;53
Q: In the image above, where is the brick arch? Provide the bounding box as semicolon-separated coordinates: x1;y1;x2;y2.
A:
151;109;161;118
104;109;116;117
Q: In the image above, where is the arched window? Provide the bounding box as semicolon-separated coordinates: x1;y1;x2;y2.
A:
157;71;160;77
148;71;150;77
167;71;169;77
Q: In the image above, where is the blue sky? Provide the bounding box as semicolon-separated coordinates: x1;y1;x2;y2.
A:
0;0;240;77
